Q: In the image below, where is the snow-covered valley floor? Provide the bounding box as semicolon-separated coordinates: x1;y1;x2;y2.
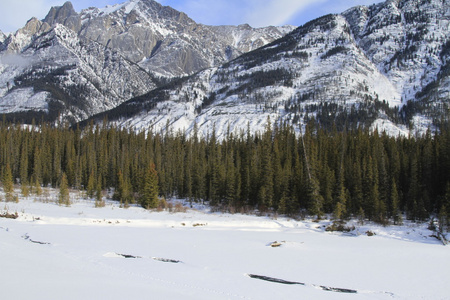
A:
1;191;449;300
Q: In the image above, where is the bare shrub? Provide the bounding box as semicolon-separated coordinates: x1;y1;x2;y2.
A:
95;199;106;208
157;198;168;212
174;202;187;213
325;221;355;232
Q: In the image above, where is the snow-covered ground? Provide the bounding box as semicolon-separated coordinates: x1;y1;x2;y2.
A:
1;190;449;300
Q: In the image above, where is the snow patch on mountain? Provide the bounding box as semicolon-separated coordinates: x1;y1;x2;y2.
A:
0;87;48;113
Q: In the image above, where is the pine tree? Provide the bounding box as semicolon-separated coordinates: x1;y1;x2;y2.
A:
362;156;380;221
306;175;324;218
357;206;365;225
333;184;347;220
440;182;450;232
114;170;130;207
333;144;347;220
140;163;159;209
258;142;273;210
21;183;30;198
438;204;449;233
302;124;323;218
59;172;70;206
95;174;105;208
391;179;403;225
19;138;29;186
32;146;42;186
407;154;419;220
86;170;96;198
33;177;42;196
224;150;236;206
3;164;15;202
320;165;335;213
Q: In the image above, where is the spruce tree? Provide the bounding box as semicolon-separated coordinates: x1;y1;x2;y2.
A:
86;171;96;198
32;146;42;186
258;143;273;210
21;183;29;198
333;184;347;220
95;174;105;208
407;154;419;220
59;172;70;206
114;170;130;207
33;177;42;196
140;163;159;209
19;139;29;186
3;164;15;202
391;179;403;225
306;175;324;218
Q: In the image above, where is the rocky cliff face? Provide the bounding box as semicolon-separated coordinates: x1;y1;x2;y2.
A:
0;0;293;123
75;0;293;77
88;0;450;138
44;1;81;33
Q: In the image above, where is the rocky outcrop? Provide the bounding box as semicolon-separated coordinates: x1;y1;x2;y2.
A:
74;0;294;77
43;1;81;32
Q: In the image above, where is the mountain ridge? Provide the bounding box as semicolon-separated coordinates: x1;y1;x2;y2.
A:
1;0;449;136
0;0;294;123
83;0;449;138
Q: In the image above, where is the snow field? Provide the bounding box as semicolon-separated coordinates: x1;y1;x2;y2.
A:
1;192;449;300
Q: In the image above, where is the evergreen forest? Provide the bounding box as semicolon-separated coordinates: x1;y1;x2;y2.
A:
1;118;449;227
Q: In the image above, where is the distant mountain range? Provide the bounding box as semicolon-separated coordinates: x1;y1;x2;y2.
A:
1;0;449;136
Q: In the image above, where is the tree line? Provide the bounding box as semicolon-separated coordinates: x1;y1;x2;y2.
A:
0;118;449;227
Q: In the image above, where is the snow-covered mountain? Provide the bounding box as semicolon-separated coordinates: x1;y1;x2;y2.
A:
1;0;449;135
87;0;450;138
0;0;293;123
0;30;6;44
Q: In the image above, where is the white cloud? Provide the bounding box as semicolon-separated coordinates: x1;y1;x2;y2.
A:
245;0;326;27
161;0;245;26
159;0;327;27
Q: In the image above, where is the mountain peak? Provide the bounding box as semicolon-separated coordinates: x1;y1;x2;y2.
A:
43;1;80;32
0;30;6;44
44;1;77;24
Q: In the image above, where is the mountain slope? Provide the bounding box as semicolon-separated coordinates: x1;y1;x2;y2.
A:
0;22;156;123
344;0;450;125
0;0;293;123
87;0;449;138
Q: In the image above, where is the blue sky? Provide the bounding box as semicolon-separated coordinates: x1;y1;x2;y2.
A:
0;0;382;34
